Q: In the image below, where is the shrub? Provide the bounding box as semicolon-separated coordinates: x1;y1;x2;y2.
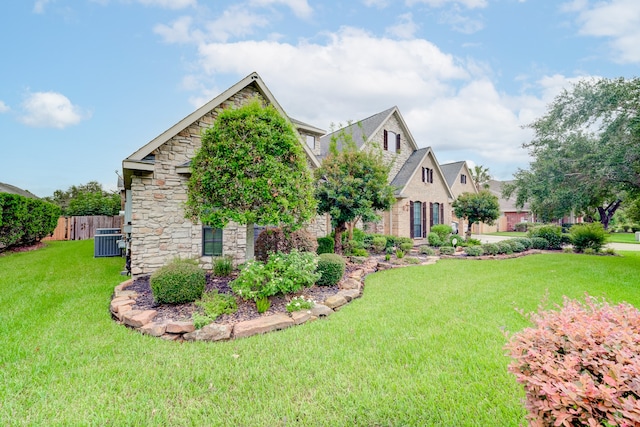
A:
530;237;549;250
439;246;455;255
231;250;320;303
370;236;387;253
419;245;435;256
316;236;334;254
254;227;318;262
212;256;233;277
528;224;563;250
505;240;525;253
505;295;640;427
511;237;532;250
514;222;534;232
192;290;237;328
150;258;206;304
395;249;405;259
481;243;499;255
570;223;608;253
316;253;346;286
496;242;513;255
427;232;443;247
395;237;413;248
465;238;482;246
399;242;413;252
431;224;452;242
464;246;484;256
631;225;640;233
560;233;572;246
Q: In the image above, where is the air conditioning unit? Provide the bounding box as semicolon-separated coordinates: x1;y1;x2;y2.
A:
94;231;123;257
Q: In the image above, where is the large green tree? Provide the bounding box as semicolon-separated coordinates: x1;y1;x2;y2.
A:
185;100;316;261
314;127;396;254
452;191;500;238
45;181;121;216
505;77;640;228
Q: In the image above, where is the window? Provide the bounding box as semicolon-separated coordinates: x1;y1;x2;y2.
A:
305;135;315;150
409;201;427;238
422;167;433;184
383;130;401;152
460;174;467;184
431;202;441;226
202;226;223;256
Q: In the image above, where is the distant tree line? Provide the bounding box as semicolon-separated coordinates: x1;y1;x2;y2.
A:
45;181;121;217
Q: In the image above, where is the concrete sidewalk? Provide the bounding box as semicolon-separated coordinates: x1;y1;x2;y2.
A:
471;234;640;252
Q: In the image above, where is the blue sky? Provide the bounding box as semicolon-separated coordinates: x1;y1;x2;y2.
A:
1;0;639;197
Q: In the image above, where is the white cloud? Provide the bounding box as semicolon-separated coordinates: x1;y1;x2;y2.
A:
0;101;9;113
33;0;52;14
363;0;390;7
406;0;488;9
154;16;202;44
19;91;89;129
439;6;484;34
249;0;313;19
386;13;419;39
566;0;640;63
136;0;196;9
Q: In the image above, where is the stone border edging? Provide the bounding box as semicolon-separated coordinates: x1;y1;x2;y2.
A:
111;257;386;342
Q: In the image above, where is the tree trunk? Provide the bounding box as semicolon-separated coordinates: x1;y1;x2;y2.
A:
246;223;255;261
466;221;474;239
334;222;346;255
597;199;622;230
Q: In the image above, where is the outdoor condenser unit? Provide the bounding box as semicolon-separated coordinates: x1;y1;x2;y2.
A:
94;229;123;257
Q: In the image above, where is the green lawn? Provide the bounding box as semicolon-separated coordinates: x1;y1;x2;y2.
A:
489;231;640;244
2;241;640;426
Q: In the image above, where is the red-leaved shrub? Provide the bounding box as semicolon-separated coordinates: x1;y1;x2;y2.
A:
505;295;640;427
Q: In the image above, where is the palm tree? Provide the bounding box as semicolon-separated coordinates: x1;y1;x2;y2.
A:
470;165;491;191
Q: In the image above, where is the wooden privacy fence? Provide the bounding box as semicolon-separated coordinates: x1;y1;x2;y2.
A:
44;216;123;241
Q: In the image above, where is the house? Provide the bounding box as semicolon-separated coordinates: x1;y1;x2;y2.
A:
122;72;329;276
0;182;38;199
470;179;532;232
319;107;455;240
122;73;474;277
440;161;478;234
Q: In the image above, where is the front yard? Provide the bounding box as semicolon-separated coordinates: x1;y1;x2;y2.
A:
1;240;639;426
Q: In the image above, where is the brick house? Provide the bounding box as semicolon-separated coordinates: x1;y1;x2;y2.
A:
122;73;471;276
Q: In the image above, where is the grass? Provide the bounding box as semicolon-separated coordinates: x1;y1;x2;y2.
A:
2;240;640;426
607;232;640;244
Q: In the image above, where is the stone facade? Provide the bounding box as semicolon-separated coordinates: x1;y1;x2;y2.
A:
127;83;327;277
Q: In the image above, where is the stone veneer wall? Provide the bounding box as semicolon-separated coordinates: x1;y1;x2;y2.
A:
130;85;327;277
369;113;412;182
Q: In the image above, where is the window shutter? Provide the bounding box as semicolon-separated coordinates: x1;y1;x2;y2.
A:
430;168;434;183
422;202;427;238
409;201;415;238
440;204;444;226
383;130;388;151
396;133;401;152
422;167;425;182
429;203;434;227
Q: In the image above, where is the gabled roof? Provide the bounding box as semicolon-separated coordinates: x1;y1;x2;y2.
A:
123;72;321;186
318;106;418;158
488;179;530;212
439;161;467;189
0;182;38;199
390;147;455;200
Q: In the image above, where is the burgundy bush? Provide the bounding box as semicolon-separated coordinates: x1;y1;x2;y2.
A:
505;295;640;427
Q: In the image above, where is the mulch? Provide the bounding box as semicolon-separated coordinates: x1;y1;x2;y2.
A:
127;268;352;325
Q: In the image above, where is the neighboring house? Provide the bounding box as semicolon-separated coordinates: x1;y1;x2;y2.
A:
122;72;329;276
440;161;478;234
472;179;533;232
319;107;455;241
123;73;475;277
0;182;38;199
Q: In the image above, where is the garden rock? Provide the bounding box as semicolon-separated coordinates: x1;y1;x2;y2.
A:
324;294;348;309
166;321;195;334
183;323;232;342
123;309;157;328
340;278;361;291
233;314;294;339
140;322;167;337
337;289;360;302
310;304;333;317
291;310;312;325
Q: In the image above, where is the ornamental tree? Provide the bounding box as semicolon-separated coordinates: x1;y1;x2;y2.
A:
314;126;396;254
452;191;500;238
185;100;316;261
45;181;121;216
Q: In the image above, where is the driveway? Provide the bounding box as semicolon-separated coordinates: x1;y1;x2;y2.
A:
471;234;640;252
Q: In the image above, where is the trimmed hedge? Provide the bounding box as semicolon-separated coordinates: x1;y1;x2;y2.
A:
0;193;61;251
255;227;318;262
528;224;563;250
317;236;334;254
316;253;346;286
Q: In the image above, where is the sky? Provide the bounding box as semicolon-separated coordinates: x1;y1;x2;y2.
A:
1;0;639;198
